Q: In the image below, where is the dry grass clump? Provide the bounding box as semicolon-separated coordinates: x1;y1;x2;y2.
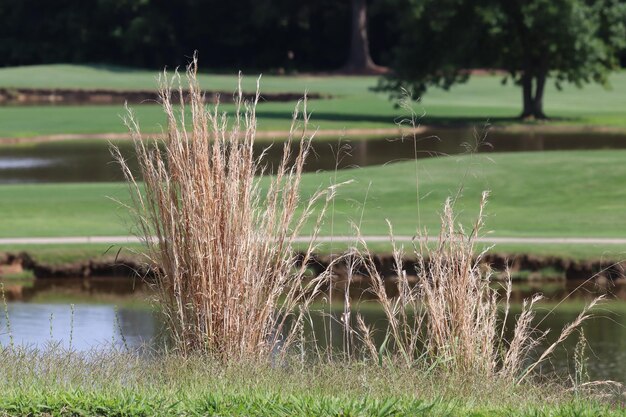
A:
113;56;335;360
113;55;601;388
353;192;600;383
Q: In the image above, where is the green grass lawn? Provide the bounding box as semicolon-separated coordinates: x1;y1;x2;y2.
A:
0;64;377;94
0;243;144;265
0;98;400;138
2;149;626;259
0;65;626;139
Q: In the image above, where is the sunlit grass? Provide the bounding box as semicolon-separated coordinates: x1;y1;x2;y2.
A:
2;149;626;248
1;65;626;139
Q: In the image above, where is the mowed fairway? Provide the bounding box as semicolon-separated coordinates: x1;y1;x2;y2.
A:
2;150;626;246
1;65;626;139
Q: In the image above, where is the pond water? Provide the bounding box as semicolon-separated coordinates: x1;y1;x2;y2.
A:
0;278;156;350
1;277;625;384
2;129;626;183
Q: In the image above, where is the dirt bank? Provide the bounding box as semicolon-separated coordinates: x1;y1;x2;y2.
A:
303;252;626;283
1;251;625;283
0;252;153;279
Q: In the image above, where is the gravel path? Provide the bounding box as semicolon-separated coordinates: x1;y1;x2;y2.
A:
1;236;626;245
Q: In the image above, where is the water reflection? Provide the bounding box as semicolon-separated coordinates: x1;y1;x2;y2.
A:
0;277;155;351
302;299;626;384
2;130;626;183
0;302;155;351
535;308;626;384
2;277;147;302
0;157;59;169
0;276;624;384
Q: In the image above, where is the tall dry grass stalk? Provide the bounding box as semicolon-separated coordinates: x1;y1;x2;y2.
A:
418;192;501;375
354;192;599;382
113;55;599;382
113;56;336;360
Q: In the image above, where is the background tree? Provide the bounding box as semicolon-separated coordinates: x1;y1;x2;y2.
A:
343;0;387;74
380;0;626;119
0;0;398;72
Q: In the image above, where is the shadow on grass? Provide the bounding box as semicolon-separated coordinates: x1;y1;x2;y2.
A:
256;110;581;127
84;64;149;73
419;115;577;126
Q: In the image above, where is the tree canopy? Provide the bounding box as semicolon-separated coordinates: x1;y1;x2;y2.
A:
380;0;626;119
0;0;398;72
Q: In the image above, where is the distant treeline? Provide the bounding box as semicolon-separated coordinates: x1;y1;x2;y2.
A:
0;0;401;71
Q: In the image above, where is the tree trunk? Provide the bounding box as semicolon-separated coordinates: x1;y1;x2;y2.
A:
520;71;548;120
343;0;386;74
521;73;534;119
532;71;547;119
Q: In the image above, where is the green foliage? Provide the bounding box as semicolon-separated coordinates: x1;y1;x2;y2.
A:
0;0;398;71
381;0;626;117
478;0;626;86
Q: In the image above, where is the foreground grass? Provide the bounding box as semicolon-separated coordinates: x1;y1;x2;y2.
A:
0;348;623;417
1;65;626;138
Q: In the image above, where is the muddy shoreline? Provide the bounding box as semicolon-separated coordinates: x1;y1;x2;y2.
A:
0;252;152;279
1;251;625;283
0;87;325;106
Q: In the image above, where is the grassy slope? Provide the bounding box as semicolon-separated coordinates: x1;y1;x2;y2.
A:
0;98;399;137
0;243;144;265
3;243;625;265
323;149;626;238
2;149;626;259
0;64;398;136
0;65;626;138
0;64;376;94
